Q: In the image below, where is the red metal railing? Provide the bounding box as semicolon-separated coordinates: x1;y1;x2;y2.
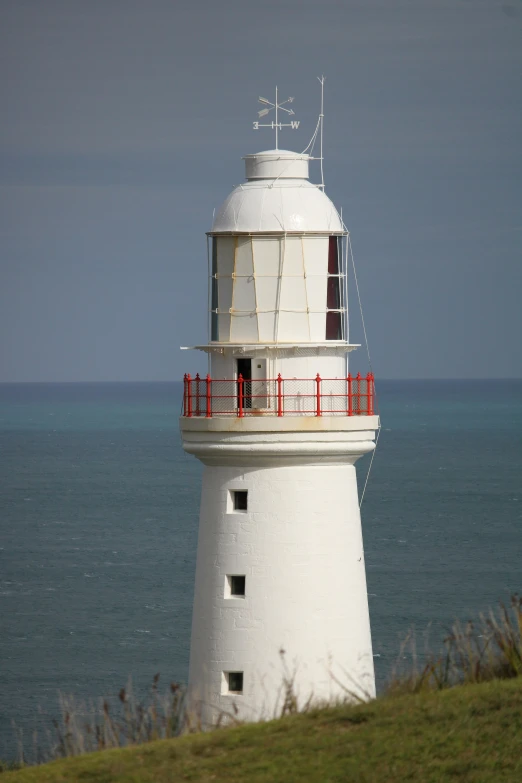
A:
182;373;375;418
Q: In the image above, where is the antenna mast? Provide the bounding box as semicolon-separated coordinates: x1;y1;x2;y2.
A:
275;85;278;150
318;75;325;189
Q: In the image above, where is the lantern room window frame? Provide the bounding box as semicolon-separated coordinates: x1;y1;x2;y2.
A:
326;235;344;341
208;233;348;344
210;238;219;341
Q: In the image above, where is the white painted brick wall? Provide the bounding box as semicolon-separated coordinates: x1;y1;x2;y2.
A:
187;459;375;723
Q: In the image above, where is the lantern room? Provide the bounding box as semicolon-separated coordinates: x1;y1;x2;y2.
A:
208;149;347;346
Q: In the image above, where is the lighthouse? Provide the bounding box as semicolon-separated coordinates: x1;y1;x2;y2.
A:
181;91;379;723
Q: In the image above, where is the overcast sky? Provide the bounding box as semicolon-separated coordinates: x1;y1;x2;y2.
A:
1;0;521;381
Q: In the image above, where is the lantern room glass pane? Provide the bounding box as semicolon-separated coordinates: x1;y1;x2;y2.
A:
216;237;235;277
303;236;329;276
328;236;339;274
257;311;277;342
252;237;281;276
233;275;256;313
217;313;231;341
278;311;310;342
211;239;218;340
217;276;233;314
279;273;307;312
235;237;254;276
211;285;218;340
230;311;258;342
326;311;342;340
283;236;304;276
327;276;340;310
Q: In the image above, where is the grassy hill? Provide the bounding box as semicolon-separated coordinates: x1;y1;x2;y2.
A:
3;678;522;783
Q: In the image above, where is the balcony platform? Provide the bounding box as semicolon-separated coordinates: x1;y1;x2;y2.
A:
180;413;380;433
181;343;360;355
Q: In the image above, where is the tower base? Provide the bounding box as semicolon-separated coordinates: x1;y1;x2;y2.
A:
182;416;378;724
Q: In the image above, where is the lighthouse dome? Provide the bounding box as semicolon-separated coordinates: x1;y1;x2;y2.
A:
211;149;343;233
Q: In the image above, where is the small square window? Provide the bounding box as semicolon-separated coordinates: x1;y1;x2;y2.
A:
225;671;244;694
230;575;246;597
224;574;246;598
233;490;248;511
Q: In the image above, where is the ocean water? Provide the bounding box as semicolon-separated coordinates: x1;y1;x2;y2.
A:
0;380;521;758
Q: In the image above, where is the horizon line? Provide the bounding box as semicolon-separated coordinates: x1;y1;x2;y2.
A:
0;378;521;385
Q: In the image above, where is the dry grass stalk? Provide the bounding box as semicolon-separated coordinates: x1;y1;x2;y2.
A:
8;675;188;767
4;596;520;769
387;595;522;694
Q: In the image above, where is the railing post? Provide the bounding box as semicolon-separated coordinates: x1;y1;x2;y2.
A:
277;374;283;417
367;372;374;415
356;372;362;415
195;373;200;417
315;373;322;417
206;374;212;418
186;373;192;418
238;373;244;418
183;373;187;417
347;373;353;417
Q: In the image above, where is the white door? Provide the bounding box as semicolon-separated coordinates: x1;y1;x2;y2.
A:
251;358;269;410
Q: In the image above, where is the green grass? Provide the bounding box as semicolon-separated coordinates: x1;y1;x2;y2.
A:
3;678;522;783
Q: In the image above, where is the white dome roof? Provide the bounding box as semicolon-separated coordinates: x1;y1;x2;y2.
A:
211;149;344;234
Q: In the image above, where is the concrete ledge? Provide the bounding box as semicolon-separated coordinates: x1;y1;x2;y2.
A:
181;426;377;466
180;414;380;434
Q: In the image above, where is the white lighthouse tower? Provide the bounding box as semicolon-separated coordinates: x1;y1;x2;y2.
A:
181;90;379;723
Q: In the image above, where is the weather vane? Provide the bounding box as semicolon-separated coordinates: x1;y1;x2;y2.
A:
253;87;300;150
